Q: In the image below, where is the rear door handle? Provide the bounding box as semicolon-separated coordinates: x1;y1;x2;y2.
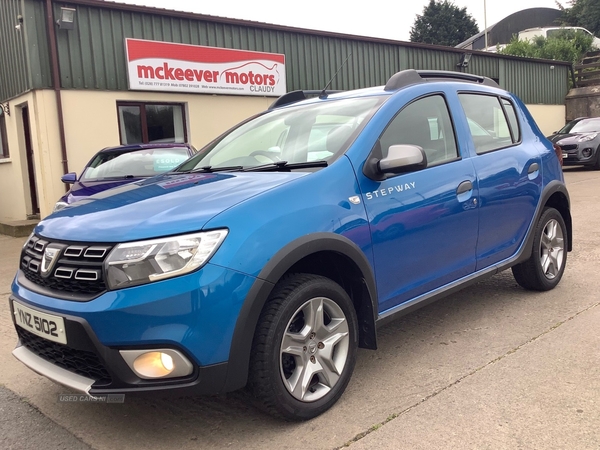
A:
456;180;473;195
528;163;539;174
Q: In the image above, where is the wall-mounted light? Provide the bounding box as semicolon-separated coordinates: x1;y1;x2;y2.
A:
0;102;10;117
457;53;472;68
56;7;76;30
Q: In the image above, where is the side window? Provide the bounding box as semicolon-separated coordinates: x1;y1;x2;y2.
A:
459;94;519;154
502;99;521;142
379;95;458;166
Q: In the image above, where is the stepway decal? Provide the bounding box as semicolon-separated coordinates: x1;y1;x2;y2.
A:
126;39;286;96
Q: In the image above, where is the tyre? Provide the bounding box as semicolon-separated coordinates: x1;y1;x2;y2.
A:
248;273;358;421
512;207;567;291
594;146;600;170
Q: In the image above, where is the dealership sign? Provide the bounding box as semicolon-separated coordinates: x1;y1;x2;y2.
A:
125;38;286;96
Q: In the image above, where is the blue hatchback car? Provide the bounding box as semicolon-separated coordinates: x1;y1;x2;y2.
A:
53;143;196;212
11;70;571;420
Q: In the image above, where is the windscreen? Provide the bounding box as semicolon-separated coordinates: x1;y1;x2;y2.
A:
569;119;600;134
81;147;191;180
178;97;383;171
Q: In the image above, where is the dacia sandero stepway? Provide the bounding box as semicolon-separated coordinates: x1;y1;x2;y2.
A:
10;70;572;420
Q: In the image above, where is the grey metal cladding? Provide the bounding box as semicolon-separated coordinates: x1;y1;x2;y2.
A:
14;0;569;106
500;59;569;105
0;0;31;100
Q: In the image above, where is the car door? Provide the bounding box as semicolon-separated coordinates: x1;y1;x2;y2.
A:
457;93;542;269
354;93;479;314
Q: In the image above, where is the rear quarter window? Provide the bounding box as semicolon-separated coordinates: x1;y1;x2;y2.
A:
459;94;520;154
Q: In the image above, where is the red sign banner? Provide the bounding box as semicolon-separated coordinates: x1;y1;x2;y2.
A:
126;39;287;97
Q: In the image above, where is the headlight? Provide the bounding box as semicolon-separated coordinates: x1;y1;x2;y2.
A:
53;201;69;212
105;229;228;289
578;133;598;142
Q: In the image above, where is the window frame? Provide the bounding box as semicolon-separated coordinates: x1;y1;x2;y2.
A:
372;93;461;176
116;101;188;145
457;92;522;155
0;113;9;159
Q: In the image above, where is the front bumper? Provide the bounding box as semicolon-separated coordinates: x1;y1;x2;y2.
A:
10;262;257;396
560;144;598;165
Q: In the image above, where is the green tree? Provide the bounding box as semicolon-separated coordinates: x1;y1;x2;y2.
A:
410;0;479;47
558;0;600;37
499;29;594;64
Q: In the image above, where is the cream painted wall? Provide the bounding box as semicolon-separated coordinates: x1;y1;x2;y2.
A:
525;104;566;137
0;91;57;222
0;89;568;224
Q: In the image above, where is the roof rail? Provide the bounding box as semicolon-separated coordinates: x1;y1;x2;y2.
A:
384;69;499;91
268;90;343;109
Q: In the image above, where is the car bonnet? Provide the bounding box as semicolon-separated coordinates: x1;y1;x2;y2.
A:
37;171;308;242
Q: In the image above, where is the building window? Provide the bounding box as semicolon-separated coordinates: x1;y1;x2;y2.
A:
117;102;186;144
0;113;9;158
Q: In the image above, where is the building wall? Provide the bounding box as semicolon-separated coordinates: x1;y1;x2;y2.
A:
43;0;569;105
0;0;31;100
525;104;566;135
0;91;63;222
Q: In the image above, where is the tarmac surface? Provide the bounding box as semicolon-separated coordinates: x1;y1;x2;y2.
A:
0;166;598;449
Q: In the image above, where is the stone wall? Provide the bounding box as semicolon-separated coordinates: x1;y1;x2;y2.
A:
566;86;600;121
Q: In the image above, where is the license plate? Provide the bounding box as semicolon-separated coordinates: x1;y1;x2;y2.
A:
13;301;67;345
562;153;567;159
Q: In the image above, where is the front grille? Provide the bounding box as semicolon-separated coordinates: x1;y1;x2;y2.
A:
559;144;578;151
21;235;113;299
17;327;112;384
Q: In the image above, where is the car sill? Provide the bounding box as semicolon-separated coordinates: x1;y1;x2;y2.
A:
376;265;499;329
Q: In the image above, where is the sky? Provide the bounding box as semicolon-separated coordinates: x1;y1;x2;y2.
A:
116;0;564;42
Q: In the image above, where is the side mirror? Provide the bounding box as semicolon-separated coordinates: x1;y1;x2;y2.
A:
378;145;427;174
61;172;77;183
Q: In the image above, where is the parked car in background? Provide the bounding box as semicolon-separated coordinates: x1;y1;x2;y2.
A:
518;26;600;48
548;117;600;169
54;143;196;211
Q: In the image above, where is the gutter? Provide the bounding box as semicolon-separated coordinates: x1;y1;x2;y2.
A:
44;0;69;178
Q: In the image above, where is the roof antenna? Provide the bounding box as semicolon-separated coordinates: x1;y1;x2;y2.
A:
320;53;352;99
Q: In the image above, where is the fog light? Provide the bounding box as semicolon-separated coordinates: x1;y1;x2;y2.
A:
133;352;174;378
120;349;193;379
582;148;593;158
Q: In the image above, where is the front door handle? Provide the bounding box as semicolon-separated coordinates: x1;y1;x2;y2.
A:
456;180;473;195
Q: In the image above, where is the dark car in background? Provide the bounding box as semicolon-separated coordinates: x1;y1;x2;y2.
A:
548;117;600;169
54;143;196;211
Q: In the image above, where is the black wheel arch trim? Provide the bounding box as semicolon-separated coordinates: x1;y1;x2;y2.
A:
519;180;572;260
222;232;378;392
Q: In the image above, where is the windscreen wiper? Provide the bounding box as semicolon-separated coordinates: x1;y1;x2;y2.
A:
98;175;136;180
242;161;328;172
177;165;244;173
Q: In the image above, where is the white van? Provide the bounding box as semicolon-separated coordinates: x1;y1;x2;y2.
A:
518;26;600;48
